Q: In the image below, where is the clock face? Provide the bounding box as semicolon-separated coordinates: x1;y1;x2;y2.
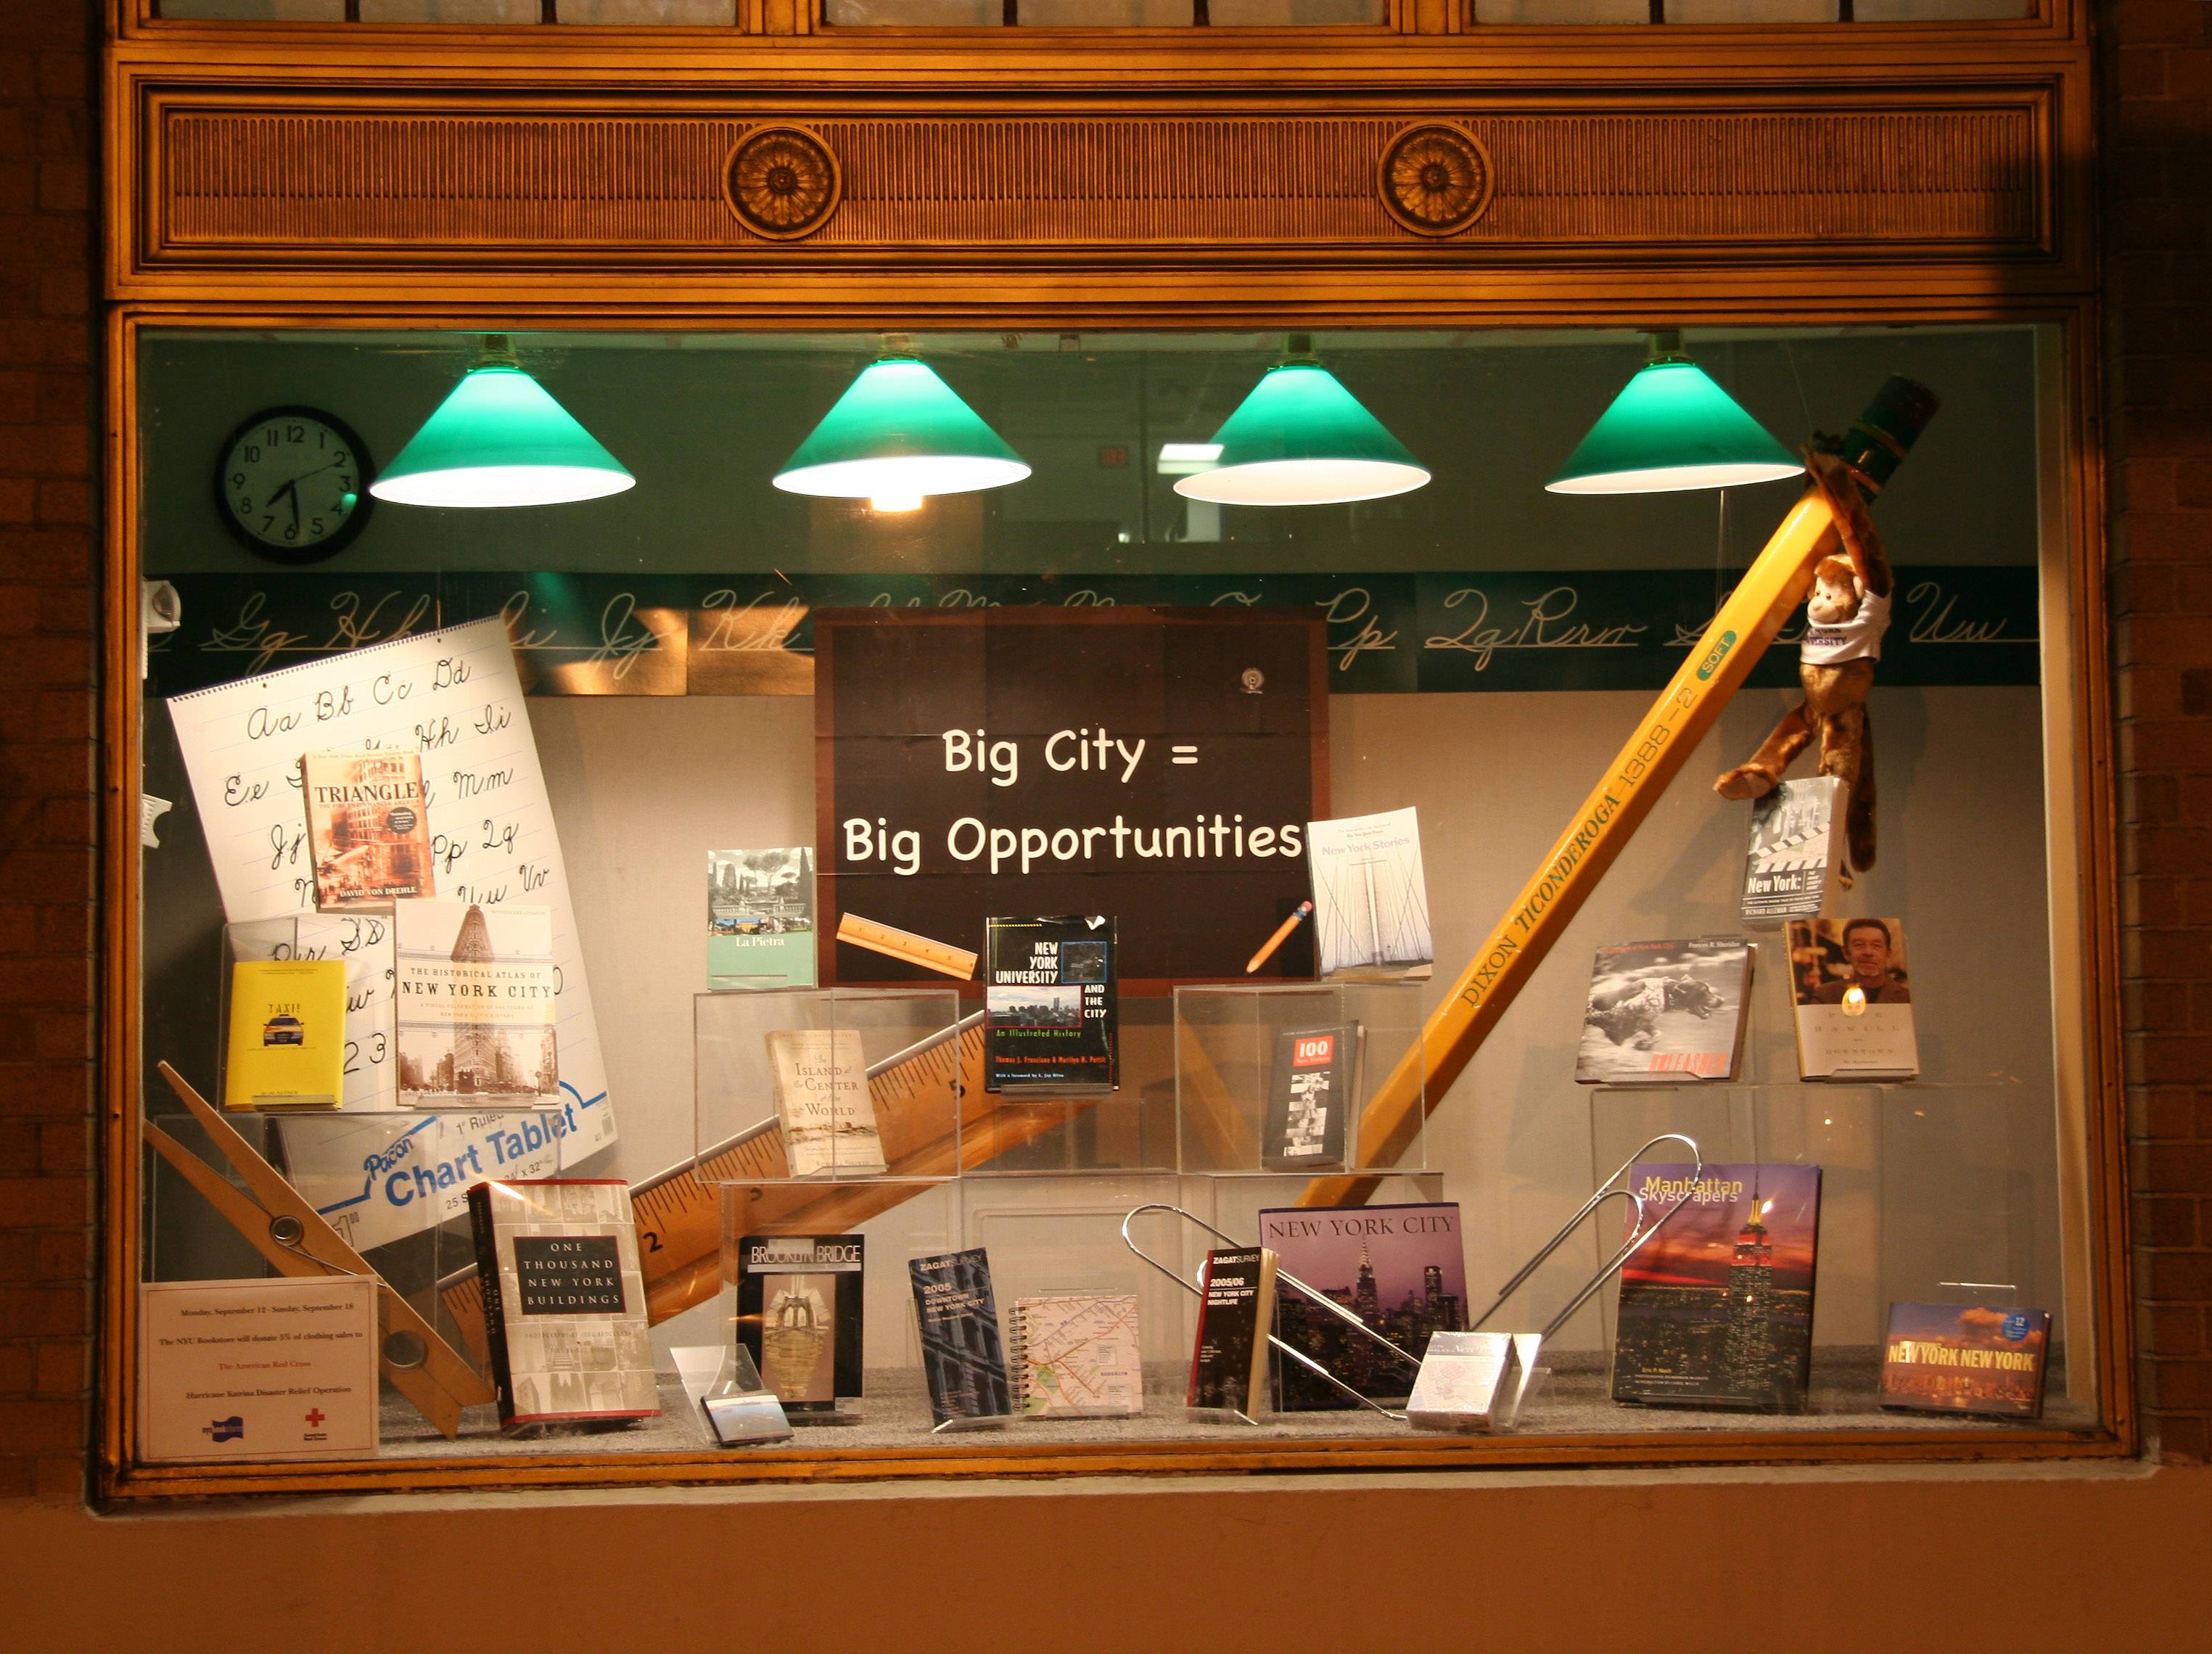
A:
215;406;374;563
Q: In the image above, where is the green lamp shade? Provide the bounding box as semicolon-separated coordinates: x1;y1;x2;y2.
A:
1546;358;1803;495
369;365;635;509
773;358;1030;509
1174;362;1428;506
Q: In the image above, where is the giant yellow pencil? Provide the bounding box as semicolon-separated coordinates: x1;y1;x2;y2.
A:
1302;376;1940;1208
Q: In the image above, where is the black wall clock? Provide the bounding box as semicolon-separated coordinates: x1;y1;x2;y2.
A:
215;406;374;563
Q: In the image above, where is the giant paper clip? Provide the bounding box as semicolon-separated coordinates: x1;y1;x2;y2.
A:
1409;1132;1706;1432
1121;1203;1423;1423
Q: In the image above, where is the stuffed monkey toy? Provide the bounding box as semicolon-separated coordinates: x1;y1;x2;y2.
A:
1713;445;1893;883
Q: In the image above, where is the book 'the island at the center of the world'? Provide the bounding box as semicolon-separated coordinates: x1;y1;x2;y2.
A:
765;1026;888;1178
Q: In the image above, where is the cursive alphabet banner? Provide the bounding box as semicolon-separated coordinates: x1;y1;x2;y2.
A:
147;565;2039;701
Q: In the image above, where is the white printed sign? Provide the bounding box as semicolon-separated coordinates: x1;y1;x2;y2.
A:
138;1275;379;1463
167;617;617;1250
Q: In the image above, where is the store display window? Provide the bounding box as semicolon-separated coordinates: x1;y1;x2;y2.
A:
116;321;2117;1490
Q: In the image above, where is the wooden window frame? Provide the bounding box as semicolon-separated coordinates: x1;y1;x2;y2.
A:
95;4;2128;1500
115;0;2076;41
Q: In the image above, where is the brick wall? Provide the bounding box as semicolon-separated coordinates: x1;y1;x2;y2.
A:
2107;0;2212;1464
0;5;2200;1501
0;0;95;1502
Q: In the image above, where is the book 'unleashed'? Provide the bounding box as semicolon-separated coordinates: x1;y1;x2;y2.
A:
1576;937;1752;1085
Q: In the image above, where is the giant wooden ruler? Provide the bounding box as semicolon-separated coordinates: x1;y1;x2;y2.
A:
439;1012;1117;1348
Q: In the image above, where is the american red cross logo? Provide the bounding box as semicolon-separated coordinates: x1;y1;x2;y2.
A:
303;1408;325;1428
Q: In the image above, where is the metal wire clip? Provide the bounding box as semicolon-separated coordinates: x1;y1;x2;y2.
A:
1121;1203;1421;1423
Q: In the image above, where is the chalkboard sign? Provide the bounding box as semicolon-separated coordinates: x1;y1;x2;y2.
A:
815;609;1328;991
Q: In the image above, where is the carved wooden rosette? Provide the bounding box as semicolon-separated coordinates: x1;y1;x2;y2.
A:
724;123;842;241
1378;122;1494;237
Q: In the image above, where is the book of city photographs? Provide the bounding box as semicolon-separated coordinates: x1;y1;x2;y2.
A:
1262;1024;1359;1172
908;1248;1015;1427
1611;1163;1822;1412
1258;1203;1466;1410
984;915;1118;1093
1305;807;1433;981
1788;917;1920;1079
1576;938;1752;1085
300;749;433;910
1880;1303;2051;1419
393;899;559;1110
1740;775;1846;927
735;1234;866;1414
707;846;816;989
466;1179;659;1431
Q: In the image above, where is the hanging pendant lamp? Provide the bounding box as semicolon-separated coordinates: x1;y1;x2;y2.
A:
1545;331;1803;496
773;342;1030;514
369;336;635;509
1174;335;1428;507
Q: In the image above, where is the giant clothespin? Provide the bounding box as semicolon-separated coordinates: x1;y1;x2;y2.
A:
143;1060;495;1439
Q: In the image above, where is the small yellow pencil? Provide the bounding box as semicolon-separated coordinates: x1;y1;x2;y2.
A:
1245;900;1315;975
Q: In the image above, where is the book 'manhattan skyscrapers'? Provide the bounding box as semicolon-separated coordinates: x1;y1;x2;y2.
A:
1611;1162;1822;1412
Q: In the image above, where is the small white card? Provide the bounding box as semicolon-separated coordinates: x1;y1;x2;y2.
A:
138;1277;379;1463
